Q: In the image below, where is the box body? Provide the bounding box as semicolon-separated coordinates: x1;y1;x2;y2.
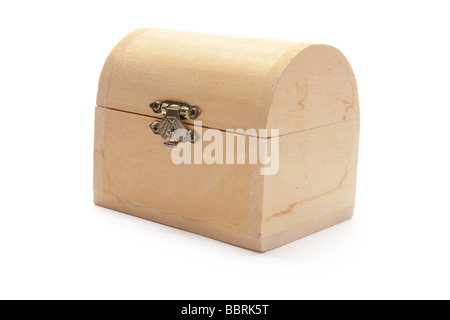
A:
94;28;359;251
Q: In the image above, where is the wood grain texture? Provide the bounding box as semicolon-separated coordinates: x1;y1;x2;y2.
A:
94;28;360;251
266;44;359;134
261;119;359;239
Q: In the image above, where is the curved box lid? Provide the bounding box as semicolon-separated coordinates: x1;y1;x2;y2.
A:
97;28;358;137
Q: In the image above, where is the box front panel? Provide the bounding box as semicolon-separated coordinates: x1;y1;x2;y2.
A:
96;107;252;235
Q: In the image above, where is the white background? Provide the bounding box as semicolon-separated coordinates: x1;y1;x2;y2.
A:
0;0;449;300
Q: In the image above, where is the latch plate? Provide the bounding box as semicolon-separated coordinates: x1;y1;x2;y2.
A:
149;100;201;147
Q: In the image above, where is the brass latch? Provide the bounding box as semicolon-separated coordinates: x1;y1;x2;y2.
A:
149;100;201;147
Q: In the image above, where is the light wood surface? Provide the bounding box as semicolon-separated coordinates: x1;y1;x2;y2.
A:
94;28;360;251
96;107;252;235
265;44;359;134
262;119;359;239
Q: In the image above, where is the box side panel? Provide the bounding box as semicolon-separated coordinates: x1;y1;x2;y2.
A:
261;118;359;243
261;206;354;252
266;44;359;135
94;107;258;246
93;107;105;193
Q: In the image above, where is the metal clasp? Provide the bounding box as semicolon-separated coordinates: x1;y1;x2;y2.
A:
149;100;201;147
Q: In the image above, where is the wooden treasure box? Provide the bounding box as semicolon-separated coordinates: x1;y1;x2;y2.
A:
93;28;360;251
